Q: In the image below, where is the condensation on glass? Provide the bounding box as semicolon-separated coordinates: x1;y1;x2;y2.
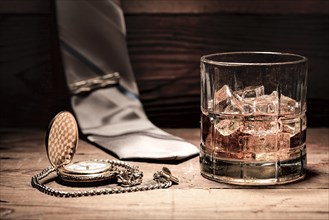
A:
200;52;308;185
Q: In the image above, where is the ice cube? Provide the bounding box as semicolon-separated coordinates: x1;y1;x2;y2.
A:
279;117;301;137
277;132;291;160
237;89;278;115
257;91;279;114
214;85;243;113
214;119;241;136
213;129;244;159
233;89;243;100
277;132;290;150
241;102;256;114
243;134;275;151
224;104;244;114
242;134;278;161
242;85;265;99
242;116;279;135
280;95;298;114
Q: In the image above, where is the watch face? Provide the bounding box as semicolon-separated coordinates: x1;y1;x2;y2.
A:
45;111;78;168
63;161;113;175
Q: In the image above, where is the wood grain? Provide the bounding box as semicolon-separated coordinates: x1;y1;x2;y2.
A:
0;128;328;219
2;0;328;14
0;2;328;128
0;0;49;14
0;14;70;129
122;0;329;14
126;14;329;127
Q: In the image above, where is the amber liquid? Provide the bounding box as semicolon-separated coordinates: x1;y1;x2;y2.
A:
200;112;307;185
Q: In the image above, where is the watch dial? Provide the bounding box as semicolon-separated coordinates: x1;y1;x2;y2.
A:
64;161;112;174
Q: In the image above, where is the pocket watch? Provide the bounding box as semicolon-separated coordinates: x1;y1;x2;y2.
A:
44;111;117;183
31;111;179;197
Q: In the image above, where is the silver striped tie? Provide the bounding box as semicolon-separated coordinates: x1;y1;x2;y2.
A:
55;0;198;161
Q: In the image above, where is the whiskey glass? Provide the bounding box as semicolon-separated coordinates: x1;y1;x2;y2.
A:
200;52;308;185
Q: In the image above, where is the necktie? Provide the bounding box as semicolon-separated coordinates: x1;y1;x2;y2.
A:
55;0;199;161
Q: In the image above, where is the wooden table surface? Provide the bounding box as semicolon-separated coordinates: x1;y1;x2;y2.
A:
0;128;328;220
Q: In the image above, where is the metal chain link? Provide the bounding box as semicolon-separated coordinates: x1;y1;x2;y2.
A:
31;160;173;197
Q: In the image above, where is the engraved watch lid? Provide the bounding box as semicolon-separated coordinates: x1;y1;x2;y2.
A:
45;111;78;168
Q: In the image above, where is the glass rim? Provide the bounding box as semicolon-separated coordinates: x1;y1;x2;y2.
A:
200;51;308;66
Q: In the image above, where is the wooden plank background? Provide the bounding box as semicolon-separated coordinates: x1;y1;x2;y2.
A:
0;0;328;128
1;0;329;14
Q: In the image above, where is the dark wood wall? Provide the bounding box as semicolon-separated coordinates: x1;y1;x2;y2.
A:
0;0;328;129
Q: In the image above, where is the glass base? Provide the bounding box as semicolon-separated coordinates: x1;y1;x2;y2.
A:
200;147;306;186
